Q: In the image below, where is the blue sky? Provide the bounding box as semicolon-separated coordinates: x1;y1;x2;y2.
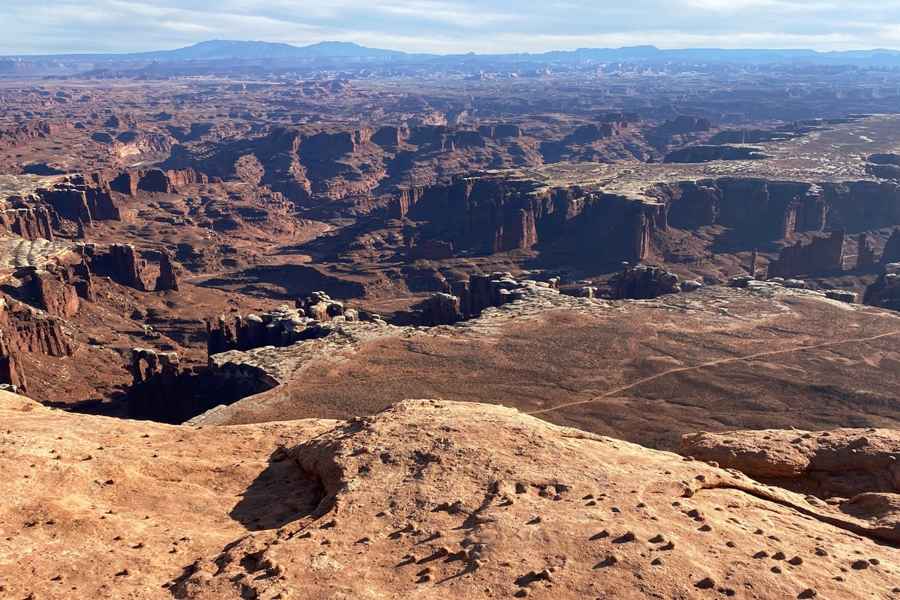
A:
3;0;900;55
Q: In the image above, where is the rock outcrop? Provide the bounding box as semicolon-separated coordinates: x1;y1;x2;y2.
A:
659;179;826;241
82;243;179;292
449;272;557;319
682;428;900;543
123;348;282;424
129;347;180;387
37;172;128;223
0;202;55;241
681;428;900;496
4;393;898;599
207;291;359;356
608;265;681;299
0;119;70;148
206;300;344;356
416;292;463;325
19;266;83;317
863;262;900;311
646;115;712;149
295;291;345;322
656;178;900;253
768;231;845;278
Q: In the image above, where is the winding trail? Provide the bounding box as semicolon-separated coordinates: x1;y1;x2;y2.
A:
528;329;900;417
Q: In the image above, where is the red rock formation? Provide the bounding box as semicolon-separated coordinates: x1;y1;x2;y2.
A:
0;297;75;358
660;179;823;242
768;231;846;277
24;268;81;318
821;181;900;232
0;329;26;392
129;347;180;386
0;203;55;241
395;176;661;261
0;120;70;148
646;115;712;150
207;299;341;356
296;291;344;322
154;250;179;292
449;273;530;318
609;265;681;299
416;293;463;325
299;129;372;161
478;123;522;139
110;170;138;196
372;125;407;148
163;168;208;190
136;168;206;194
37;184;92;224
37;172;127;223
82;243;179;292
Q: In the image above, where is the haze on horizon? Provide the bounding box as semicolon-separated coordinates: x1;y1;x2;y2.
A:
3;0;900;56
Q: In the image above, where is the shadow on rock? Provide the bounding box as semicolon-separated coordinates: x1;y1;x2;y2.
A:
229;448;325;531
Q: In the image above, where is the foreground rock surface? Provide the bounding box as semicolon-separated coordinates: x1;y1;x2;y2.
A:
682;428;900;543
1;392;898;599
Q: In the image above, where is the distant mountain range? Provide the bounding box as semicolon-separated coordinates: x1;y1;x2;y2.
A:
130;40;406;61
5;39;900;66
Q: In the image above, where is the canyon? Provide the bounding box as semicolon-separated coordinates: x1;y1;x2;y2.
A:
0;41;899;599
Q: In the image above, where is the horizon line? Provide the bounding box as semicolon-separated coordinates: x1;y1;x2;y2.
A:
5;38;900;59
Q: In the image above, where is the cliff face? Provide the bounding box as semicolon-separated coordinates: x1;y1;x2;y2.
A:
0;203;55;240
137;167;208;194
768;231;846;278
37;172;131;224
658;178;824;242
83;243;179;292
649;178;900;279
822;181;900;232
0;239;96;390
394;176;662;262
0;297;75;361
0;328;25;391
881;228;900;264
659;178;900;244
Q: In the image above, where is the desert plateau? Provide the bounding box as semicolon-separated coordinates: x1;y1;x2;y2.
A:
1;3;900;598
